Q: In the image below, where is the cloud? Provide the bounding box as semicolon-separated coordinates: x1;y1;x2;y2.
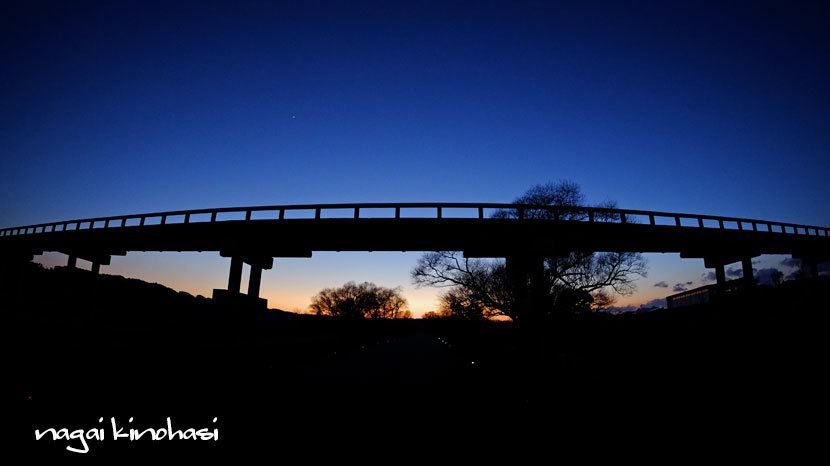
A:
601;298;667;314
600;305;637;314
755;267;784;285
672;283;688;292
641;298;667;309
686;281;693;286
654;281;668;288
726;267;743;278
702;271;717;282
778;260;829;277
780;258;801;268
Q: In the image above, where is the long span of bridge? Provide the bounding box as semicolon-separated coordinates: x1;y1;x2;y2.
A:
2;203;828;309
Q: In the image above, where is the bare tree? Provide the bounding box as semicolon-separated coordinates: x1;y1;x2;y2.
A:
309;281;410;319
437;287;495;320
770;269;784;286
411;181;648;320
491;180;587;221
411;252;511;318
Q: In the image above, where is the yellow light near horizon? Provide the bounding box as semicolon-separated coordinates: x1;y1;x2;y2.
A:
263;285;441;318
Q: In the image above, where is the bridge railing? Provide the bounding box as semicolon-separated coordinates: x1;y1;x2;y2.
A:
1;203;829;238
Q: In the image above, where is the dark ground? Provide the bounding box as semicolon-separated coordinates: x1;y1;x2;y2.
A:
6;262;828;459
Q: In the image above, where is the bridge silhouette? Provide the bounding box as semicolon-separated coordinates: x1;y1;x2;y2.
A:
2;203;828;309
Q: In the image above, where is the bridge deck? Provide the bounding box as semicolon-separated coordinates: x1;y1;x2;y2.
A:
2;203;828;262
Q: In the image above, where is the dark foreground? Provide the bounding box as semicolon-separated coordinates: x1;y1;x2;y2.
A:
8;263;828;459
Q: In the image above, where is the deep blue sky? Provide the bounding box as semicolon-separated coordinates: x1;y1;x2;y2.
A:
3;1;828;314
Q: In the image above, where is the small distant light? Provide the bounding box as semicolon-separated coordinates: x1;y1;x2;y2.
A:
471;361;476;365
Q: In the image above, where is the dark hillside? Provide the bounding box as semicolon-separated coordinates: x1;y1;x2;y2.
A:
8;263;827;457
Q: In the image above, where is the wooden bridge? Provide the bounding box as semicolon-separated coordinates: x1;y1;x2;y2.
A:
2;203;828;308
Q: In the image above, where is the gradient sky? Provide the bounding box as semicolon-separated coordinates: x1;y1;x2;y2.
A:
3;1;829;315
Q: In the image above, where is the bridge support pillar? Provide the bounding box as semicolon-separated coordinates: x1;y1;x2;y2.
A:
703;254;759;288
809;261;820;279
214;252;273;310
506;255;546;320
59;251;122;274
715;264;726;286
227;256;243;293
741;258;755;286
799;257;821;280
248;265;262;298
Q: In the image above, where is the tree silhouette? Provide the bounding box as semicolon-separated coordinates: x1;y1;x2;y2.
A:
437;287;494;320
770;269;784;286
411;181;648;320
309;281;410;319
